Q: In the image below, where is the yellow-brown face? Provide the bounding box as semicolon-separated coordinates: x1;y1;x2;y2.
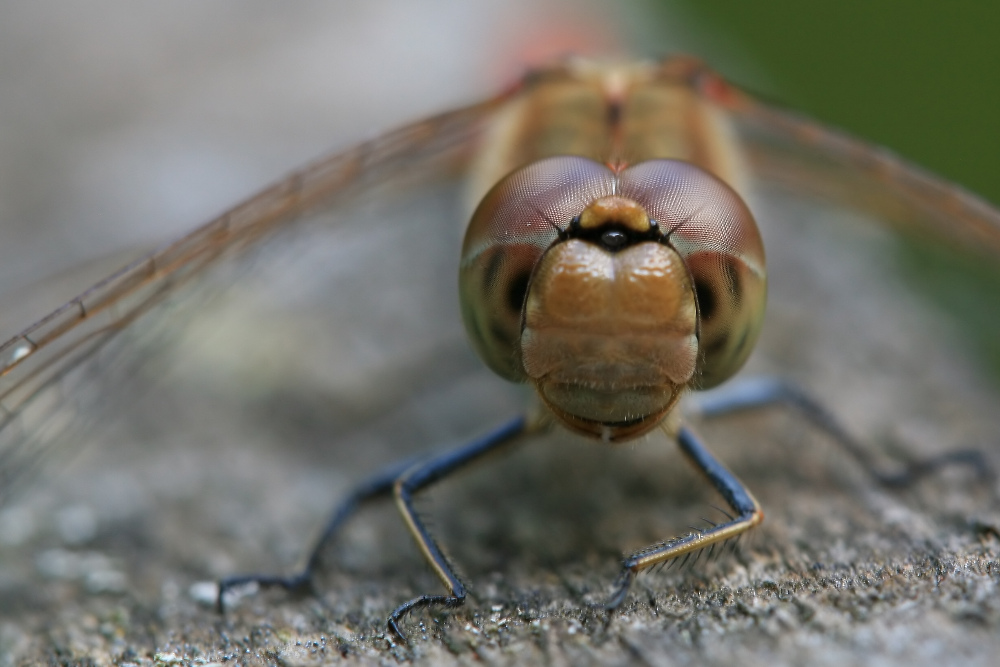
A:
521;197;698;440
460;156;765;442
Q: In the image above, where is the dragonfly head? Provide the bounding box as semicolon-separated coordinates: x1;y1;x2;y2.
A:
460;156;765;443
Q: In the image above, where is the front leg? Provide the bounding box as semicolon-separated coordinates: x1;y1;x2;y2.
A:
605;425;763;610
388;415;536;640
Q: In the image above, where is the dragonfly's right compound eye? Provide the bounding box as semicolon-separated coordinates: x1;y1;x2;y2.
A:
459;156;617;381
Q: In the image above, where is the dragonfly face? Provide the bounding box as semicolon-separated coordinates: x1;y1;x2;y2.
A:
460;154;765;441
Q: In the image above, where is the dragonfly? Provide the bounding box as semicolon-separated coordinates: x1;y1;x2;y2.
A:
1;56;998;640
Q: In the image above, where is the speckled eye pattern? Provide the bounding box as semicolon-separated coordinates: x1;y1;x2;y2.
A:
460;156;766;389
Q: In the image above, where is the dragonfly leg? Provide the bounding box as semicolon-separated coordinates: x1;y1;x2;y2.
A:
687;376;993;488
387;416;531;641
605;425;763;610
217;416;531;618
216;454;420;611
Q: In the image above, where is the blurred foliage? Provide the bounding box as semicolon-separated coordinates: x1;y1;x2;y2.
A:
663;1;1000;204
657;0;1000;381
896;239;1000;381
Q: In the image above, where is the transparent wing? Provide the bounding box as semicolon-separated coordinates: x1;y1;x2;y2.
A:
689;62;1000;257
0;93;513;503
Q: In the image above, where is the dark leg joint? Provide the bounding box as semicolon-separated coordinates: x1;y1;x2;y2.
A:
387;593;466;641
603;567;636;611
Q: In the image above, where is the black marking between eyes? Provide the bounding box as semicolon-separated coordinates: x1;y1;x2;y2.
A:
566;217;661;252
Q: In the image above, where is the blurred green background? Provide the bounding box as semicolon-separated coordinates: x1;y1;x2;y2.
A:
660;0;1000;381
666;0;999;205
